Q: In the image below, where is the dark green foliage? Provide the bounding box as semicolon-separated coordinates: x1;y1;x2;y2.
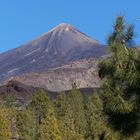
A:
1;85;140;139
99;16;140;136
108;113;139;135
84;93;122;140
30;90;62;140
30;89;51;125
85;93;105;140
37;103;61;140
68;84;87;137
54;85;86;139
16;109;35;140
54;92;68;120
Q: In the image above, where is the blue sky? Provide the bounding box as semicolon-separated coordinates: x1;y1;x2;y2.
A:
0;0;140;52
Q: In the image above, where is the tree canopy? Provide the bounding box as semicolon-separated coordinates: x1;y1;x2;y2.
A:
99;16;140;136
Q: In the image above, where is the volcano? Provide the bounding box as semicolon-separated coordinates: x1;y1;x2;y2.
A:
0;23;107;83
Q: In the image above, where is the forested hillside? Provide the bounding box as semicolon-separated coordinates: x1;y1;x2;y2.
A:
0;86;140;140
0;89;122;140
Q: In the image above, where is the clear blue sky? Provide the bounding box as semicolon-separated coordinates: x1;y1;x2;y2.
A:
0;0;140;52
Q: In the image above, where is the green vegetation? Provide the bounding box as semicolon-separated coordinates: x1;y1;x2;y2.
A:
0;81;140;139
16;109;35;140
99;16;140;138
0;107;11;140
0;16;139;140
0;88;108;140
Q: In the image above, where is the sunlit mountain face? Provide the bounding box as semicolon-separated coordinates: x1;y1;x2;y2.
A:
0;23;107;85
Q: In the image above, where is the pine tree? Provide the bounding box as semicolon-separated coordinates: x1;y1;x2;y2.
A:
0;106;11;140
55;93;83;140
85;93;122;140
37;101;61;140
68;84;86;139
99;16;140;135
85;93;105;140
30;90;51;125
16;109;35;140
63;102;85;140
54;92;67;120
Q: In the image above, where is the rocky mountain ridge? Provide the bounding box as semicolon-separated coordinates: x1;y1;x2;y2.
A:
12;57;101;91
0;23;107;84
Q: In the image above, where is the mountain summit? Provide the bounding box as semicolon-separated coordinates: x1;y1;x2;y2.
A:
21;23;102;56
0;23;107;83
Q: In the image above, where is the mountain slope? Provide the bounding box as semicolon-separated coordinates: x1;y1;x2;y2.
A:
0;23;107;83
13;57;100;92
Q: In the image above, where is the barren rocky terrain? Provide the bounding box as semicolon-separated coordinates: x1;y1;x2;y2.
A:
12;57;102;91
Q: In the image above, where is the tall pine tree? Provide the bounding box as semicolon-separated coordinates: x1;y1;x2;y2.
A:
37;98;61;140
99;16;140;135
55;93;83;140
30;90;51;125
16;109;36;140
68;84;87;138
